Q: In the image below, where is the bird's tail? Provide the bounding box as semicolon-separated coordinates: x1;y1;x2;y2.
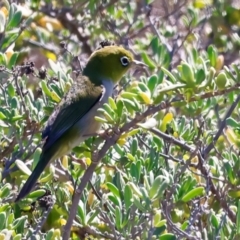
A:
15;150;54;202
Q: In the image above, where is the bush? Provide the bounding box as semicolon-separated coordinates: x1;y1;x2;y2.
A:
0;0;240;239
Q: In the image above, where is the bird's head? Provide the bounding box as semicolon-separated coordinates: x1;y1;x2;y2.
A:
83;45;146;84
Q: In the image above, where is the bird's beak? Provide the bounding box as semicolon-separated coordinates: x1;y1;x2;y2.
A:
132;60;148;68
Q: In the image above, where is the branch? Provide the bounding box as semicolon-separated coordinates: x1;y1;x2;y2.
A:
149;128;193;152
197;153;236;223
31;196;55;239
203;94;240;158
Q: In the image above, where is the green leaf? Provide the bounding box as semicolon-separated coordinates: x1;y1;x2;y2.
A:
0;212;6;230
15;159;32;176
51;83;63;98
103;103;115;116
7;10;22;28
124;184;133;211
207;45;217;67
122;98;140;112
215;71;227;89
161;66;177;83
155;219;167;228
24;14;35;27
131;138;138;156
11;96;19;109
9;3;17;21
13;234;22;240
106;182;120;198
32;147;42;169
0;112;6;120
41;80;52;97
121;91;138;100
237;200;240;234
6;212;14;227
128;182;142;198
138;82;150;93
147;74;158;94
149;176;163;199
211;213;219;229
0;183;11;198
46;229;54;240
196;69;205;84
48;59;60;74
130;162;140;182
116;99;124;118
181;186;205;202
87;209;101;225
7;83;15;97
11;114;23;121
141;52;156;69
193;0;209;9
7;52;18;68
115;206;122;230
0;204;11;213
27;189;46;199
150;36;159;53
226;118;240;128
133;197;145;211
77;200;86;225
159;233;176;240
108;195;120;207
181;62;195;87
223;159;235;184
95;116;108;123
1;33;19;51
108;97;117;110
149;175;169;200
180;221;188;230
98;108;115;123
12;216;27;230
0;52;7;65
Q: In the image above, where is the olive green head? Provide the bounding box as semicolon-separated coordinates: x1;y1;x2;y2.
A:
83;46;145;84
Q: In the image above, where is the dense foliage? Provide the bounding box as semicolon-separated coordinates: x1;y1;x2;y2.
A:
0;0;240;239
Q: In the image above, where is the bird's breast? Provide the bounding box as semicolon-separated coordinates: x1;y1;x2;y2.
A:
65;79;114;150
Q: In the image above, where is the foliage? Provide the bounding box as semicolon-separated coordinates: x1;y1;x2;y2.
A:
0;0;240;239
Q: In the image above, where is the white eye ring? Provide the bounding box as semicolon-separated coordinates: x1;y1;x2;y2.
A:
120;56;129;66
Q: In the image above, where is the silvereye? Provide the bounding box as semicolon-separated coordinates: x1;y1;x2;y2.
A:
16;44;145;201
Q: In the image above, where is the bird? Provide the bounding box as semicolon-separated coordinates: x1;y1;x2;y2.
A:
15;43;146;201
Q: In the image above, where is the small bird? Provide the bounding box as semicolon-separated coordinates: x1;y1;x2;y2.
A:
16;44;146;201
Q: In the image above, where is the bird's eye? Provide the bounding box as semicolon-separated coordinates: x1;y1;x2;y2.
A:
120;56;129;67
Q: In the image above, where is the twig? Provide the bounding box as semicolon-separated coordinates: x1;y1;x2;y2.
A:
197;153;236;222
203;94;240;158
73;224;118;240
149;128;193;152
62;163;99;239
185;201;202;236
99;211;119;239
23;39;58;54
148;16;172;54
31;198;55;239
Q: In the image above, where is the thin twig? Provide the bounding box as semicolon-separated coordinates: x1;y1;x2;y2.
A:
31;199;55;239
203;94;240;157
